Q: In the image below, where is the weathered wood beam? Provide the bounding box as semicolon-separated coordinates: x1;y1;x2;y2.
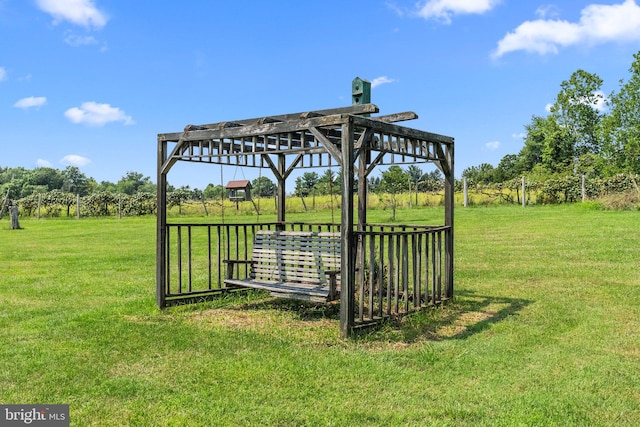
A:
165;104;379;137
365;151;386;177
261;154;281;180
284;154;304;179
351;115;454;146
371;111;418;123
309;127;343;167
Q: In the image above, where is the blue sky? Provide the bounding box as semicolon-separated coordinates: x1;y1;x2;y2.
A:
2;0;640;189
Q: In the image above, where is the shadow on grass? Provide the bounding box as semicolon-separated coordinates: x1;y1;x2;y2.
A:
236;292;342;321
363;289;532;343
202;288;532;343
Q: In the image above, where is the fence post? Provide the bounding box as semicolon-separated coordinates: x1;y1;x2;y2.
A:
463;177;468;207
582;174;586;202
37;193;41;219
10;206;20;229
522;177;526;208
76;194;81;219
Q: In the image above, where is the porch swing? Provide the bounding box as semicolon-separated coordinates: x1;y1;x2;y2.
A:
224;162;342;303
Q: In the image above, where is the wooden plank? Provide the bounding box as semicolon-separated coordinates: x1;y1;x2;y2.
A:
224;279;330;297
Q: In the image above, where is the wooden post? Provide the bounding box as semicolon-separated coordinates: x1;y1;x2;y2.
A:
277;154;286;230
340;119;355;338
443;144;454;299
37;193;41;219
463;177;468;207
521;177;526;208
157;137;168;308
76;194;81;219
10;206;20;229
582;174;586;202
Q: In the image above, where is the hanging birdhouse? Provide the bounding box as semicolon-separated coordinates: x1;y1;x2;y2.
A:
225;180;252;202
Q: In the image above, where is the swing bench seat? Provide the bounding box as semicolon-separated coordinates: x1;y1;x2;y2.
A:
224;230;341;302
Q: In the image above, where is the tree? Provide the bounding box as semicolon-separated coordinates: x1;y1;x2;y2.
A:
417;170;443;192
494;154;521;182
203;183;224;199
539;116;574;174
251;176;276;197
602;51;640;174
462;163;496;185
29;167;64;191
62;166;90;196
315;169;338;196
550;69;605;158
406;165;422;206
378;166;408;220
116;171;153;195
294;172;319;197
517;116;546;173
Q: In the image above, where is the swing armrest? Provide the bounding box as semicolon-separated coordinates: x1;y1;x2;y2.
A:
224;259;255;280
324;270;340;301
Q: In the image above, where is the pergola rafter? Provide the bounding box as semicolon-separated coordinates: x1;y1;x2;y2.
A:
156;102;454;337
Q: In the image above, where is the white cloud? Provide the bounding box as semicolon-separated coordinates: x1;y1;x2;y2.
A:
486;141;500;150
65;102;134;126
512;133;526;139
36;0;108;29
417;0;502;24
535;5;560;19
0;67;6;81
61;155;91;167
545;103;553;112
14;96;47;109
64;33;98;47
493;0;640;58
36;159;53;168
371;76;395;88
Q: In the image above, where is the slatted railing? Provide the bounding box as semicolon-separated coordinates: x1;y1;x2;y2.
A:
160;221;451;319
161;222;339;305
353;225;451;325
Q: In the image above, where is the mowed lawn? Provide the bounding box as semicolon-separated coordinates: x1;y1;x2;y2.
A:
1;205;639;426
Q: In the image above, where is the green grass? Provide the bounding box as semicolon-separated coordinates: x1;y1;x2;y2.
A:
1;205;639;426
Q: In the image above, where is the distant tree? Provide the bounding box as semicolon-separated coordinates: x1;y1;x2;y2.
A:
418;170;443;192
378;166;408;220
294;172;319;197
494;154;521;182
204;183;224;200
517;116;546;173
29;167;64;191
62;166;91;196
602;51;640;175
167;189;190;214
117;171;153;195
251;176;276;197
315;169;338;196
406;165;422;206
551;69;605;157
462;163;496;185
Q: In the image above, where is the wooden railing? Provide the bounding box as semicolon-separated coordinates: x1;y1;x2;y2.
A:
161;222;339;305
354;225;451;325
160;222;451;320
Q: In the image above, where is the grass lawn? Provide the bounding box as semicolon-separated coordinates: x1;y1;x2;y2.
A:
1;205;639;426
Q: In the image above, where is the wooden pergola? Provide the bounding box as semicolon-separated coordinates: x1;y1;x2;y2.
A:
157;100;454;337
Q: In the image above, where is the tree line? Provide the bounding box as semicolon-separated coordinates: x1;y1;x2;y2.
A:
463;50;640;189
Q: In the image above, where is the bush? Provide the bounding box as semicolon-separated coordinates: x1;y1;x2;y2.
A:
598;190;640;210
